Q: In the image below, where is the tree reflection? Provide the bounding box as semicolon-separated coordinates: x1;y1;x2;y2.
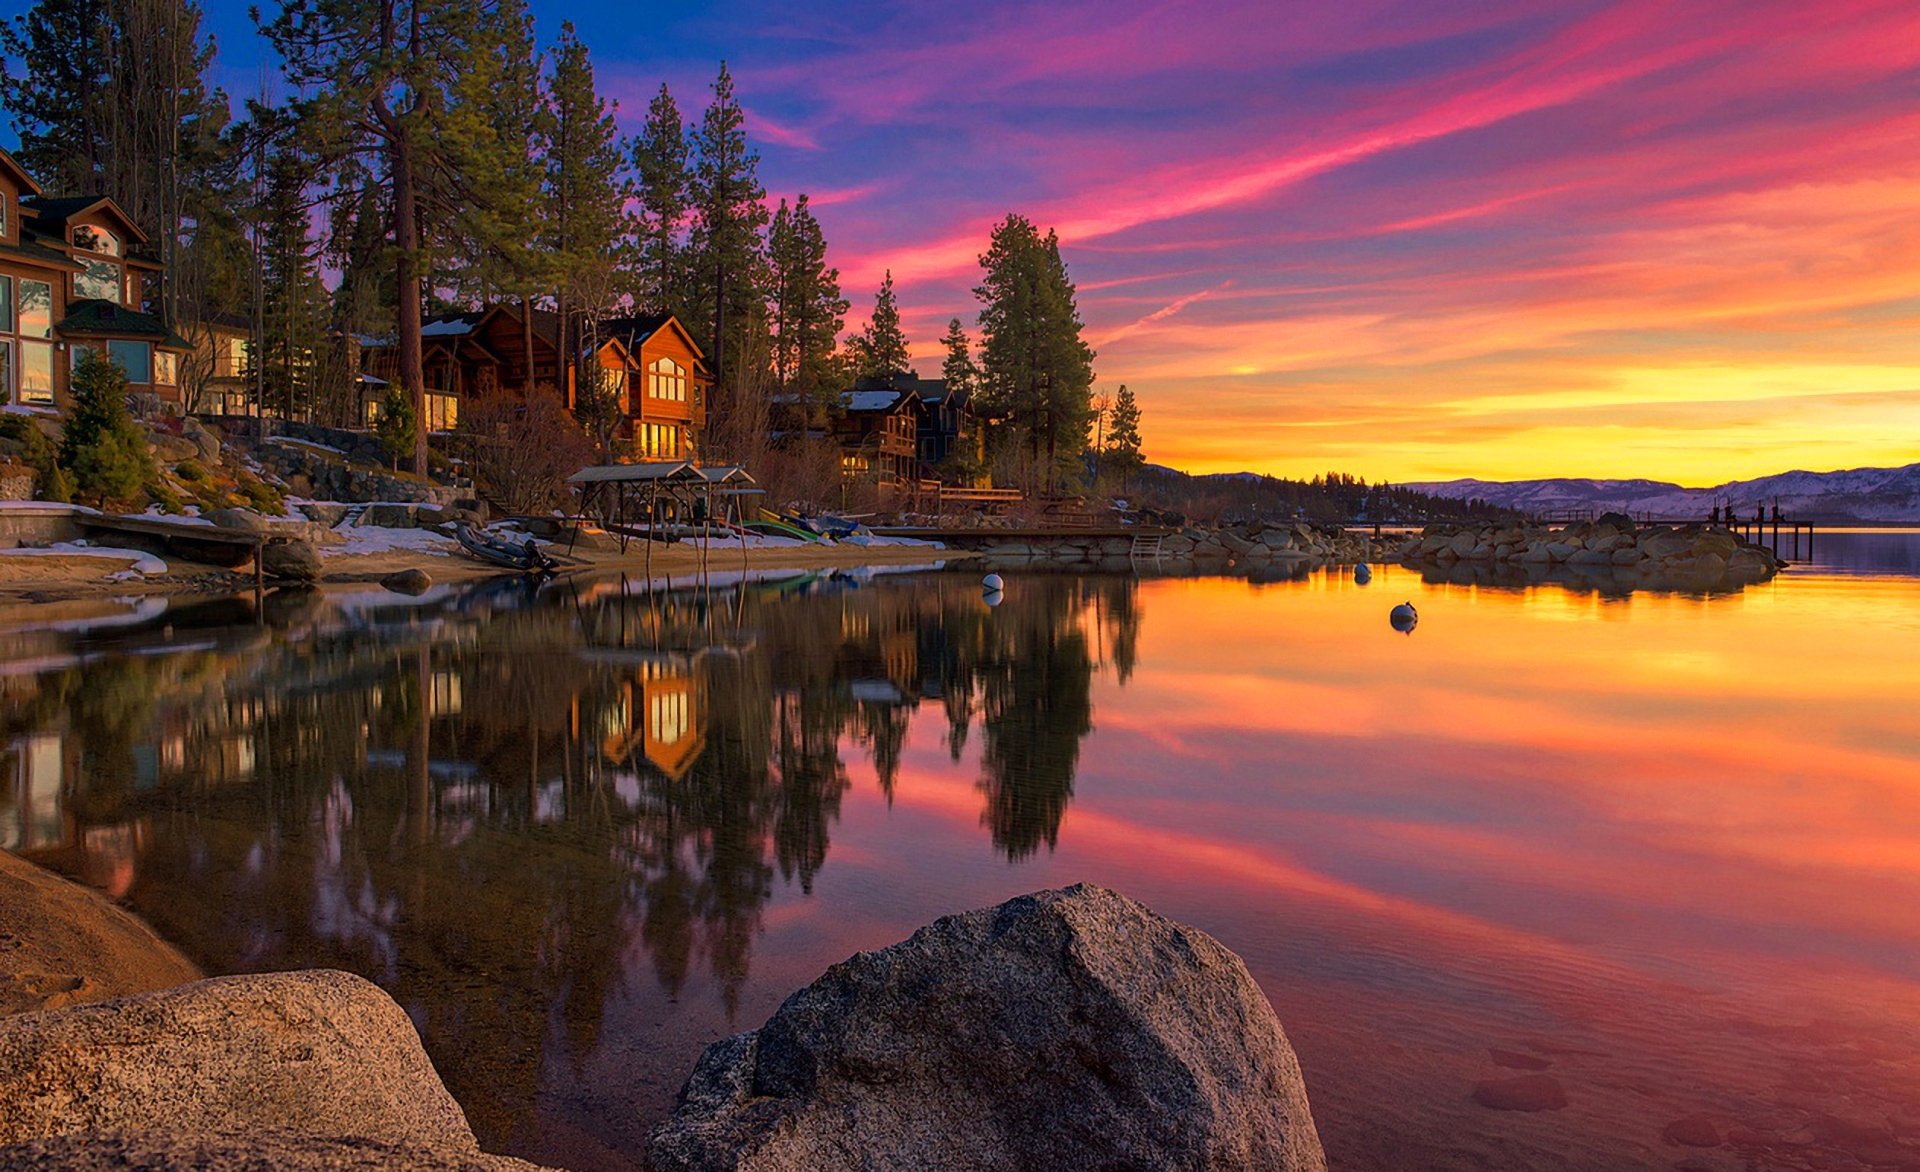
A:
0;568;1140;1153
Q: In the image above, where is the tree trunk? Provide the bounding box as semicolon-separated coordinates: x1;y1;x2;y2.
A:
391;131;428;476
520;293;536;396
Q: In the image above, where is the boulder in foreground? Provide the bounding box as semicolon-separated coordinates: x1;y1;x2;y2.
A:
0;970;478;1152
650;883;1326;1172
0;1129;545;1170
0;852;201;1018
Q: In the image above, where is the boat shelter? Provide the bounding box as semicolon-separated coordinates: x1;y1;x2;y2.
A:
566;461;761;571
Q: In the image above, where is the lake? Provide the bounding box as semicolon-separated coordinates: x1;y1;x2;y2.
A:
4;532;1920;1170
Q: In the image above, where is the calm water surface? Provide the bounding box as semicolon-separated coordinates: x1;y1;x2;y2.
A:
5;533;1920;1170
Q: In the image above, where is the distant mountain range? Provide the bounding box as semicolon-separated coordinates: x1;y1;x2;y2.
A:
1400;462;1920;524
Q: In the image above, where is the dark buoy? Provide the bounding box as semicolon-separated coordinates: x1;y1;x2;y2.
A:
1390;601;1418;633
1355;562;1372;585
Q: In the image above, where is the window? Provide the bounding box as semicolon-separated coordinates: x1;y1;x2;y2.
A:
76;259;120;302
0;339;11;403
20;341;52;404
639;423;682;459
106;340;152;383
650;690;689;747
425;392;459;432
153;350;176;386
18;280;50;339
0;276;11;332
73;225;120;256
648;356;686;402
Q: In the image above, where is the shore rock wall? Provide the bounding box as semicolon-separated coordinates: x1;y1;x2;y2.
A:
1396;517;1784;588
957;521;1387;573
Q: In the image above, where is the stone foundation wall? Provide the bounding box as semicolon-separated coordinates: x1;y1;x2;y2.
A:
0;504;86;550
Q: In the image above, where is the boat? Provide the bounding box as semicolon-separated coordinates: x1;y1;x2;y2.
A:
454;523;558;573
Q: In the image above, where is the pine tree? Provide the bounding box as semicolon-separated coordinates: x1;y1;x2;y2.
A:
1105;384;1143;490
767;194;847;416
688;62;770;431
848;270;910;378
60;351;156;508
974;214;1095;492
257;0;507;474
376;382;417;470
940;317;978;398
543;20;632;400
251;140;329;423
631;83;692;320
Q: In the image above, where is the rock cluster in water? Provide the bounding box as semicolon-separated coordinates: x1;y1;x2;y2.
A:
650;883;1327;1172
1394;514;1784;588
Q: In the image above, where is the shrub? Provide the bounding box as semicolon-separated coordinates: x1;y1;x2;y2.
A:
174;459;206;481
376;385;418;470
242;479;285;516
0;413;61;498
459;393;593;514
60;352;157;509
149;483;185;514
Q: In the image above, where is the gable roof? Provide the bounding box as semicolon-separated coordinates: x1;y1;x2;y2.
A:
21;194;149;245
602;313;708;368
842;386;920;414
0;149;42;197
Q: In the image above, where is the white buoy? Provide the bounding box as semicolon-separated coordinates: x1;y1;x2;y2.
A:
1354;562;1372;585
1390;601;1418;633
982;573;1004;592
982;588;1004;608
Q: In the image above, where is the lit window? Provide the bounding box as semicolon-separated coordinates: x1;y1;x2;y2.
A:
649;357;686;402
153;351;177;385
425;392;459;432
20;341;53;404
19;280;51;339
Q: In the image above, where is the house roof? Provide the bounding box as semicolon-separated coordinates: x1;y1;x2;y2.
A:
419;311;488;338
0;237;85;272
602;312;709;370
21;194;149;245
0;149;43;197
57;299;189;348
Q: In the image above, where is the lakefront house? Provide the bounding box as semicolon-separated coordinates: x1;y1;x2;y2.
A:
771;371;980;491
0;149;190;413
358;303;709;460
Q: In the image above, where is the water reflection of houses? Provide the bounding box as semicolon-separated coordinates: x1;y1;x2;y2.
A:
595;651;708;783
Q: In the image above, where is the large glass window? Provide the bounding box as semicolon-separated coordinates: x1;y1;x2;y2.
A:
76;259;120;302
19;280;51;339
425;392;459;432
20;341;53;404
153;350;177;386
648;357;686;402
107;340;152;383
0;339;12;403
0;276;12;332
73;226;120;256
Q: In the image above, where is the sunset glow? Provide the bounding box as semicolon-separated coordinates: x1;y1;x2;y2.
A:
193;1;1920;480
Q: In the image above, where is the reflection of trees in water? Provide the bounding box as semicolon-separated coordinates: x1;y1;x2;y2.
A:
8;571;1141;1151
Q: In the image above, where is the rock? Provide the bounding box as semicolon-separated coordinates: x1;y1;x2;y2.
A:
1545;542;1580;562
361;503;419;528
1567;548;1613;566
262;540;321;581
0;468;32;501
0;854;201;1018
1693;552;1728;578
1663;1114;1722;1147
297;502;351;527
1518;542;1552;564
1594;511;1635;531
0;1130;548;1170
0;971;480;1151
147;434;198;464
650;884;1326;1172
202;507;268;533
181;419;223;463
1610;547;1645;565
381;568;434;595
1471;1074;1568;1112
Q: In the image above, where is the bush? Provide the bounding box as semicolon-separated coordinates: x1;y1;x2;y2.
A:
60;352;157;509
376;385;418;470
174;459;206;481
459;393;593;514
242;479;285;515
0;413;61;498
149;483;185;514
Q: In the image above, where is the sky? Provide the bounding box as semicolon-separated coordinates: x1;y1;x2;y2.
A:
181;2;1920;481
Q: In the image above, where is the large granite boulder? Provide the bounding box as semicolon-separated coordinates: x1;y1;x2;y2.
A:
202;507;269;533
650;884;1326;1172
262;539;322;581
0;1130;547;1170
0;853;201;1017
0;970;478;1152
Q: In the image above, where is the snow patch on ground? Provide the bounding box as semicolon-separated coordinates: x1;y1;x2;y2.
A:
2;542;168;574
327;525;456;556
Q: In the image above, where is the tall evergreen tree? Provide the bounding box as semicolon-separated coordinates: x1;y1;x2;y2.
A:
542;19;632;401
687;62;770;433
631;83;692;321
257;0;507;474
939;317;978;398
974;214;1096;492
766;194;846;413
2;0;238;321
1105;384;1143;490
847;270;910;379
251;140;330;423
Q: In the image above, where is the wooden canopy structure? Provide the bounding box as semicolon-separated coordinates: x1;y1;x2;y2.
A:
566;460;762;577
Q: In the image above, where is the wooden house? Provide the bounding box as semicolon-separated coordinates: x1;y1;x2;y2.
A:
359;304;710;457
0;148;190;413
